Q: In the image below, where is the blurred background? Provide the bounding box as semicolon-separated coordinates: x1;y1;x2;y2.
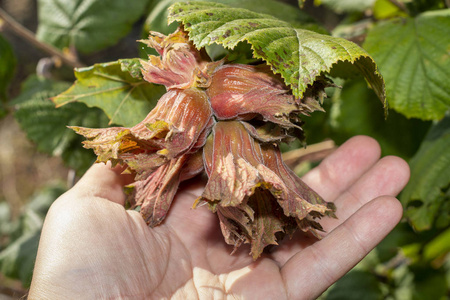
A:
1;0;68;296
0;0;449;298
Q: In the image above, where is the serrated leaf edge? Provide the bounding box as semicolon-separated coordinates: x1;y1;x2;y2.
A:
168;1;385;107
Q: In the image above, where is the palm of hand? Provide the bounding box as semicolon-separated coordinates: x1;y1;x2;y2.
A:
29;137;409;299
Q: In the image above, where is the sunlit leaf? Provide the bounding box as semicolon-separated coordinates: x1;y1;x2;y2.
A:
423;227;450;261
316;0;376;13
168;1;385;105
53;61;166;127
373;0;408;19
145;0;314;35
141;0;323;61
364;10;450;120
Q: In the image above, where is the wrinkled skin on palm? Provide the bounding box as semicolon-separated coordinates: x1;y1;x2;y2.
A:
72;28;336;259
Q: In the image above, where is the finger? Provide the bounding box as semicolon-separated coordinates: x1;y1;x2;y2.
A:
71;162;134;205
302;136;381;202
321;155;409;233
270;153;409;265
281;196;403;300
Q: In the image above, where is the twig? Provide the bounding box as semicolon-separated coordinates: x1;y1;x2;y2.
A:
282;140;336;170
0;285;27;298
0;8;85;68
387;0;409;13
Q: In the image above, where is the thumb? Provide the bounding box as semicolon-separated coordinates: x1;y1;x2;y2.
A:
71;162;134;205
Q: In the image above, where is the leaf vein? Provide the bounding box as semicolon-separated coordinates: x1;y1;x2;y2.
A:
57;86;130;103
92;71;131;84
391;39;415;102
109;86;134;125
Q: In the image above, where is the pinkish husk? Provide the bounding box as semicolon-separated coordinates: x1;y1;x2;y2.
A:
207;64;317;129
73;27;337;258
71;87;214;226
199;121;335;258
140;28;222;90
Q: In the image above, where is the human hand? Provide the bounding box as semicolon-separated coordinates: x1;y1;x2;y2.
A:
28;136;410;299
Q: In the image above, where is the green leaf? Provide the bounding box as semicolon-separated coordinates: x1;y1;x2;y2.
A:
363;10;450;120
13;76;110;174
376;222;419;263
325;270;383;300
0;34;16;117
373;0;409;19
409;265;448;300
36;0;150;53
0;231;40;287
168;1;385;106
316;0;376;13
298;0;306;9
423;227;450;261
53;61;166;127
0;202;13;242
329;78;431;159
405;0;446;16
118;58;145;79
0;184;65;287
400;115;450;231
145;0;314;35
141;0;324;61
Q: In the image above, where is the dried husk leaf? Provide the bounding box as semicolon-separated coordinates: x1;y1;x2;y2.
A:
127;154;187;226
201;121;285;208
199;121;335;258
260;141;336;234
71;88;212;168
71;87;214;226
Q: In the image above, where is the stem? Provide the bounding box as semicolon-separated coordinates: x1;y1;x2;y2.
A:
0;285;27;298
282;140;336;170
387;0;409;14
0;8;85;68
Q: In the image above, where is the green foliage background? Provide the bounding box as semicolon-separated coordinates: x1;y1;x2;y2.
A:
0;0;449;297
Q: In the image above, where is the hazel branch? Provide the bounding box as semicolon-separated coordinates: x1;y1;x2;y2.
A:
282;140;336;169
386;0;409;13
0;8;85;68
